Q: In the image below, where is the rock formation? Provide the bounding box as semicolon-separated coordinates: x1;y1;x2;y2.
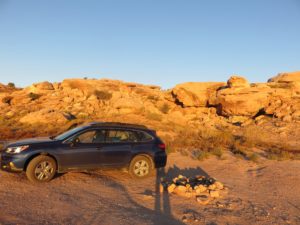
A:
0;71;299;151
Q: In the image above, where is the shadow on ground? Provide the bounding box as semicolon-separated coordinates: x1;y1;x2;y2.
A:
154;165;210;224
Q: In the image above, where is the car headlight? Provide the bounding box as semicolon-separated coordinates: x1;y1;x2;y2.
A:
6;145;29;154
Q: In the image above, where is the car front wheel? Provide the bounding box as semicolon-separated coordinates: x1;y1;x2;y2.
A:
26;155;57;183
129;155;153;178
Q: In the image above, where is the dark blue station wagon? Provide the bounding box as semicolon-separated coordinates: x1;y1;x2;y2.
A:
0;122;167;182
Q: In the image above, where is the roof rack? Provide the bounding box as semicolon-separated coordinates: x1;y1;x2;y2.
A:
87;122;148;129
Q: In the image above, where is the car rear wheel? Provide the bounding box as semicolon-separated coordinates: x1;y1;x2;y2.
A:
26;155;57;183
129;155;152;178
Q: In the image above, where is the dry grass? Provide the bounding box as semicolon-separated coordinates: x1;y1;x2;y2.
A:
145;112;162;121
159;103;170;114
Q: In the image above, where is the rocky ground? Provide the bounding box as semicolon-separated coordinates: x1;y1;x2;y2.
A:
0;152;300;225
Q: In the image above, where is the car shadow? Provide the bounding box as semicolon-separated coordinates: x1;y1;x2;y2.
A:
51;165;211;225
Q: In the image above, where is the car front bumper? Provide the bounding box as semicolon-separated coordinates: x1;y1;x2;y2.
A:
0;152;25;172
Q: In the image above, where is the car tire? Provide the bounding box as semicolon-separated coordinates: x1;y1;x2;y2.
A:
129;155;153;178
26;155;57;183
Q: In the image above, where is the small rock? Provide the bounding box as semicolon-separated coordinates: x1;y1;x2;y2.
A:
208;184;216;190
209;190;220;198
214;181;224;190
182;215;188;223
174;185;187;193
195;185;207;194
216;201;225;208
196;194;211;205
184;192;194;198
167;184;176;193
141;194;154;200
178;174;185;179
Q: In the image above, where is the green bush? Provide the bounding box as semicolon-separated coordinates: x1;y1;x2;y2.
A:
211;147;223;159
193;150;210;161
7;82;15;88
28;93;41;101
2;96;12;104
248;153;259;163
94;90;112;101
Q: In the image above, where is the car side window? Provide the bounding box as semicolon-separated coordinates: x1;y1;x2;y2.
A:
72;130;106;144
136;131;154;142
107;130;138;143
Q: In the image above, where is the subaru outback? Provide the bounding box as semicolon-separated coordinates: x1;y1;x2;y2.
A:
0;122;167;182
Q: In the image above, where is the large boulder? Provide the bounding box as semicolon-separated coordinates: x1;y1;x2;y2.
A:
27;81;54;93
216;86;271;117
268;71;300;83
171;82;225;107
227;76;250;88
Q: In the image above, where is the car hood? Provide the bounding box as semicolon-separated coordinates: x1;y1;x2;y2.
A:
6;137;56;147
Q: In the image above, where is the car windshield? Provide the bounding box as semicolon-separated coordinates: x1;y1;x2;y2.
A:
53;126;84;141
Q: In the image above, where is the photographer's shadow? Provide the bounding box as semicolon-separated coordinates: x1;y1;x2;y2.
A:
154;165;210;224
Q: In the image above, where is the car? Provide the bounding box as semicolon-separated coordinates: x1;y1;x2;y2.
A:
0;122;167;182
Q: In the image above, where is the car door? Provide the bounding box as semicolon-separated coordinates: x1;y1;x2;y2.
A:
58;129;106;171
98;129;136;167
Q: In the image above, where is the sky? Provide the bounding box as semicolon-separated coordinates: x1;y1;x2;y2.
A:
0;0;299;89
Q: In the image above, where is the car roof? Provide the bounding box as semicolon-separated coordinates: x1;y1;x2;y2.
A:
86;122;149;130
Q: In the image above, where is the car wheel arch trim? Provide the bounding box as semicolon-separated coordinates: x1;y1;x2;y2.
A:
131;153;154;169
24;152;58;172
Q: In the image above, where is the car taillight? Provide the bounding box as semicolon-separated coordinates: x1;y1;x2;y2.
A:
158;143;166;151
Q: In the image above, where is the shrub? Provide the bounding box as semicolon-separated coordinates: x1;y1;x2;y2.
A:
193;150;210;161
230;142;248;158
248;153;259;163
28;92;41;101
94;90;112;101
2;96;12;104
211;147;224;159
7;82;15;88
159;103;170;114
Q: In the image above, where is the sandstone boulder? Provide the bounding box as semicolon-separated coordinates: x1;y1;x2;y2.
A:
216;86;271;117
27;81;54;93
227;76;250;88
172;82;225;107
268;71;300;83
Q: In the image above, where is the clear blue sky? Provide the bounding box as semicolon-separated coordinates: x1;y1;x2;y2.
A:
0;0;299;88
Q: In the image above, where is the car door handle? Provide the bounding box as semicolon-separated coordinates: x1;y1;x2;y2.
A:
96;147;102;150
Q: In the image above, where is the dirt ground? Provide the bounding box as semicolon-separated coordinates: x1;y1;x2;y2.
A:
0;152;300;225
